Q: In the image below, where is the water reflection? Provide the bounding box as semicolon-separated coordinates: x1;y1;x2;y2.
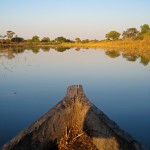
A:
54;46;70;52
105;50;150;66
0;46;150;66
0;47;150;149
41;46;51;52
28;47;40;54
105;50;120;58
122;53;138;62
75;48;81;51
140;56;150;66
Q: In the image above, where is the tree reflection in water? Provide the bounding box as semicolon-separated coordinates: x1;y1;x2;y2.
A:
54;46;70;52
105;50;150;66
122;53;138;62
105;50;120;58
140;56;150;66
0;47;150;66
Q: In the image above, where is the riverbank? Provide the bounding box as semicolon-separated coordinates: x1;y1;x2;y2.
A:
56;40;150;59
1;39;150;62
1;39;150;51
60;39;150;50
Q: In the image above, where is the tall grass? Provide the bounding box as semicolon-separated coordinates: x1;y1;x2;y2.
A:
55;39;150;57
1;38;150;57
59;39;150;50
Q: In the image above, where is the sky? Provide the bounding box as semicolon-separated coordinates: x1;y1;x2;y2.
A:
0;0;150;40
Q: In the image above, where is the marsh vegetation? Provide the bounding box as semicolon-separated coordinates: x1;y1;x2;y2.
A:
0;24;150;53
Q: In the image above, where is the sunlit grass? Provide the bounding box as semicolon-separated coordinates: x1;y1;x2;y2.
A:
1;38;150;61
55;39;150;57
59;39;150;51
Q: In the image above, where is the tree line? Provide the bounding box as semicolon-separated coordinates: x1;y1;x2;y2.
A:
105;24;150;40
0;24;150;44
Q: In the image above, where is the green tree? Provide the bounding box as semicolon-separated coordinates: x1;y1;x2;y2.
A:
65;39;72;42
75;38;81;43
11;37;24;42
41;37;50;42
137;24;150;40
105;31;120;40
55;36;67;43
140;24;150;34
122;28;139;40
31;35;40;42
6;31;15;39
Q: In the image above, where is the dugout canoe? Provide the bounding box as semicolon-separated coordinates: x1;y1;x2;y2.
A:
1;85;147;150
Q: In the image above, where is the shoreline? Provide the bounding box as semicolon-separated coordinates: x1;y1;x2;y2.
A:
0;39;150;50
0;40;150;64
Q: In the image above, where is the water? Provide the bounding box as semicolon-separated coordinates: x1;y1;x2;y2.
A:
0;47;150;149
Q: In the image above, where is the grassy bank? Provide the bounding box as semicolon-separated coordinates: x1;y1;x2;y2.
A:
1;38;150;48
59;39;150;52
1;39;150;66
59;40;150;65
1;39;150;56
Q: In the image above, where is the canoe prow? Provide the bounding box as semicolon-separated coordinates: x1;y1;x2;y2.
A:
1;85;147;150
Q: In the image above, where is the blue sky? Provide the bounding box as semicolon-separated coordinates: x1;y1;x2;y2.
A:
0;0;150;40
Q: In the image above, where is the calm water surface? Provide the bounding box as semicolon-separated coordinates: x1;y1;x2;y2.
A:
0;47;150;149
